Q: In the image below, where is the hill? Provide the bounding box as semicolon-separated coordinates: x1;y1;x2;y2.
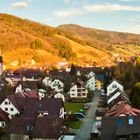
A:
0;14;140;69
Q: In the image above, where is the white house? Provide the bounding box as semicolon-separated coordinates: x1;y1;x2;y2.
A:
107;89;123;104
54;93;65;102
15;84;23;93
50;79;64;92
38;89;46;98
0;97;20;116
107;80;124;96
42;76;52;87
68;82;88;98
87;71;95;79
86;76;96;91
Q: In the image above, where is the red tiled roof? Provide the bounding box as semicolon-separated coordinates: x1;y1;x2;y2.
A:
106;102;140;117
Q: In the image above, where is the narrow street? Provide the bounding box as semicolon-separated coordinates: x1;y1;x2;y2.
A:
74;91;100;140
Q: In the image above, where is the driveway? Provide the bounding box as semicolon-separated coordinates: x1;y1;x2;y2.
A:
74;91;100;140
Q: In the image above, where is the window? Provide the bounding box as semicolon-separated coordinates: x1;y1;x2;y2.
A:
112;84;117;88
128;117;133;125
5;102;8;105
10;108;14;111
72;89;75;92
5;108;8;111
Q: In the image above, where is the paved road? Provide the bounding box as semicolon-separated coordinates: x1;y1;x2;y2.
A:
74;91;100;140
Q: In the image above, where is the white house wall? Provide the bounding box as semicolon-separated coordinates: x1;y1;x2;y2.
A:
69;85;78;98
86;77;95;91
107;80;123;96
54;93;65;102
0;98;20;116
107;92;121;104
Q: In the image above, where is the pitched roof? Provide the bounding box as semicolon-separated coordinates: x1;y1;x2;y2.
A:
0;108;9;121
23;90;38;98
107;88;126;101
23;98;63;118
7;95;26;111
101;116;140;140
107;93;130;109
8;117;35;135
17;81;38;90
106;102;140;117
32;117;62;139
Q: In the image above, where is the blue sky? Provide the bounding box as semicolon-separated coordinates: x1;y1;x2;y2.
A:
0;0;140;34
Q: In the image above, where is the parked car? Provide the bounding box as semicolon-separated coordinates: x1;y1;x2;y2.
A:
74;112;86;119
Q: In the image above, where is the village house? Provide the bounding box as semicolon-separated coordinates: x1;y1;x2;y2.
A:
0;95;25;116
15;81;38;93
8;116;63;140
50;79;64;92
107;89;130;110
87;71;95;79
105;101;140;117
107;88;128;105
37;89;47;98
68;81;88;98
107;80;124;96
54;92;65;102
22;98;65;119
86;75;96;91
101;115;140;140
42;76;52;87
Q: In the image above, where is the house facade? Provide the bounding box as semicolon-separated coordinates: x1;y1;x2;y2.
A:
86;76;96;91
107;80;124;96
50;79;64;92
68;82;88;98
87;71;95;79
54;93;65;102
42;76;52;87
0;98;20;116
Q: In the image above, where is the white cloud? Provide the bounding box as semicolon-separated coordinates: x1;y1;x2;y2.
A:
54;3;140;18
120;0;138;2
54;8;84;17
126;25;140;34
84;3;140;13
11;2;28;9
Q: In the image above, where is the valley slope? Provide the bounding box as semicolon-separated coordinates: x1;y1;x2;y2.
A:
0;14;140;69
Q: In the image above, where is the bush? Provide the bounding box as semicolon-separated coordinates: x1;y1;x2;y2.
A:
53;41;74;60
30;39;43;50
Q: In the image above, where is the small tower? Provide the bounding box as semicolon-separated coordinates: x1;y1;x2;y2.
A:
0;50;3;75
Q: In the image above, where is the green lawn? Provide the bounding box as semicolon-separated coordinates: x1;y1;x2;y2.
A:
65;103;85;114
